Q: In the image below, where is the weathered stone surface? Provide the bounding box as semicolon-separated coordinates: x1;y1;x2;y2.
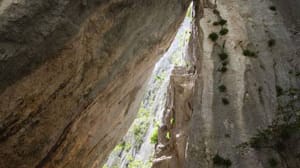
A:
152;67;195;168
0;0;191;167
186;0;300;167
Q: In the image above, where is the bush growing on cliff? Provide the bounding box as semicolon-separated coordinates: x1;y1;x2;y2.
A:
213;9;220;15
218;85;227;92
219;52;228;61
209;32;219;42
219;19;227;26
222;98;230;105
269;6;277;11
268;39;276;47
268;158;278;167
237;88;300;166
218;66;228;73
243;49;257;58
220;28;229;35
276;85;283;97
165;131;171;140
213;154;232;167
150;126;159;144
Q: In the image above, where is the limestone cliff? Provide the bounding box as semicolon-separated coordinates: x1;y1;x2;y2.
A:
0;1;191;167
152;66;195;168
186;0;300;167
1;0;300;168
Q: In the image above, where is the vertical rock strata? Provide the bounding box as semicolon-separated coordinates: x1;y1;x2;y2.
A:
152;67;195;168
186;0;300;167
0;0;191;168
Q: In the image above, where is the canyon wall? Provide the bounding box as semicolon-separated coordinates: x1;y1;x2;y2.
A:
186;0;300;167
0;0;191;167
1;0;300;168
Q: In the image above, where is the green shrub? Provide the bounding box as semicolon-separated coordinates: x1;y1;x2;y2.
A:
269;6;276;11
170;118;175;125
218;85;227;92
166;131;171;140
268;39;276;47
268;158;278;167
222;61;229;66
276;85;283;97
213;154;232;167
225;133;231;138
222;98;230;105
150;126;159;144
219;19;227;26
209;32;219;42
213;21;220;26
243;49;257;58
213;9;220;15
219;52;228;60
220;28;229;35
218;66;228;73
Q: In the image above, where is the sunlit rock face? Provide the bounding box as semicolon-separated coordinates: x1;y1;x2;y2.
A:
186;0;300;168
152;67;195;168
0;0;191;167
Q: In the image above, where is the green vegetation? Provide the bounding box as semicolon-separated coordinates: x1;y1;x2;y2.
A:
218;85;227;92
131;107;151;149
166;131;171;140
213;9;220;15
222;61;229;66
128;159;152;168
213;154;232;167
243;49;257;58
213;19;227;26
209;32;219;42
219;52;228;61
154;72;167;83
150;126;159;144
220;28;229;35
269;6;277;11
219;19;227;26
258;86;263;93
276;85;283;97
225;133;231;138
237;88;300;167
170;117;175;125
268;39;276;47
213;21;220;26
218;66;228;73
222;98;230;105
268;158;278;167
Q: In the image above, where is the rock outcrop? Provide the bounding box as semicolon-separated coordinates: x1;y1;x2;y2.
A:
152;67;195;168
0;1;191;167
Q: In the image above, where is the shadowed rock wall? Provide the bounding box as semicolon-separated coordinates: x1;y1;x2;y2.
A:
0;0;191;167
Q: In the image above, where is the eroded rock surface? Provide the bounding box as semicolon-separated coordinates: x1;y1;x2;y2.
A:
186;0;300;167
0;1;191;167
152;67;195;168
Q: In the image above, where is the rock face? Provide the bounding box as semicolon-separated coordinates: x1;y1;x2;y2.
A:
0;1;191;168
186;0;300;168
152;67;195;168
1;0;300;168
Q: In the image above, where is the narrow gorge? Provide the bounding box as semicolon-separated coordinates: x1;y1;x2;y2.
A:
0;0;299;168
